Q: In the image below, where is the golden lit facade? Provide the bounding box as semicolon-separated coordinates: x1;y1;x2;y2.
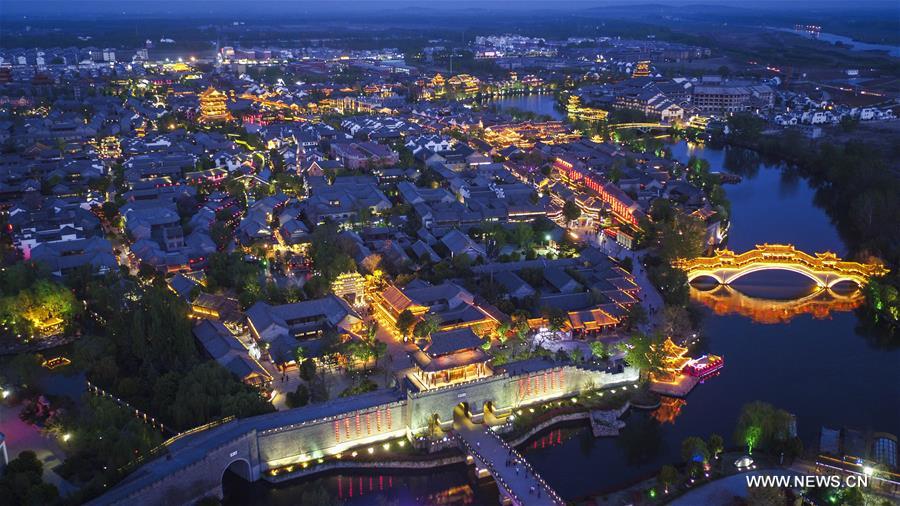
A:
409;328;493;389
446;74;481;94
687;114;711;131
332;272;367;308
481;121;579;150
96;136;121;160
199;86;232;123
674;243;889;289
566;95;609;122
649;337;691;385
632;60;651;78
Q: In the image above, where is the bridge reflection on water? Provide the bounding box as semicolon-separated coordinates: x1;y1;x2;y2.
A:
689;284;864;324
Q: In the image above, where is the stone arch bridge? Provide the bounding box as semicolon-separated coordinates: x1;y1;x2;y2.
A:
675;244;888;289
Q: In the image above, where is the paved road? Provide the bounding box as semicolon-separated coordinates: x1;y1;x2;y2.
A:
0;404;78;496
455;420;562;505
596;237;665;332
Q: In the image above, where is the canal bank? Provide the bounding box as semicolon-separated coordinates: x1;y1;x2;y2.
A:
221;116;899;504
521;141;899;500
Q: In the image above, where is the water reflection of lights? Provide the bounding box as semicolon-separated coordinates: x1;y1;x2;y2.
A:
652;396;687;424
689;285;863;324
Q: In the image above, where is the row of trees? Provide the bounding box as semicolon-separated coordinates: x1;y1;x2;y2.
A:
637;198;707;306
655;401;803;500
73;275;274;431
656;433;726;493
723;115;900;335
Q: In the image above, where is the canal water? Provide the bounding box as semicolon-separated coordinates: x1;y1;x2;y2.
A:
485;94;565;121
223;97;899;504
521;141;900;500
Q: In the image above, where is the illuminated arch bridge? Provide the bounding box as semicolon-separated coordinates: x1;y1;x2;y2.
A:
674;244;889;289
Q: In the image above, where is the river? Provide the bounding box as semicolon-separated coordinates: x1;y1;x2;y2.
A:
223;102;899;503
521;141;900;499
775;28;900;58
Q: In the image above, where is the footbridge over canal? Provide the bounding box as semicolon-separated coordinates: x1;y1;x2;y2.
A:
675;244;889;289
88;361;638;505
454;417;563;505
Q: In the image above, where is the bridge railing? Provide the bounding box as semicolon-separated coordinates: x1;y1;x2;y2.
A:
482;426;566;505
453;428;564;505
675;245;888;279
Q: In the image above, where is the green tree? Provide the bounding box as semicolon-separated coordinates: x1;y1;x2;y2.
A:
511;223;534;249
308;221;357;283
661;306;692;338
708;433;724;460
657;464;679;494
294;346;307;366
167;362;273;429
726;113;765;142
562;199;582;224
209;222;232;250
299;358;317;382
413;314;441;339
658;214;706;262
734;401;794;454
0;450;59;506
345;340;375;371
744;426;763;454
623;303;649;331
309;375;330;403
285;384;310;408
544;307;568;331
617;332;665;375
395;309;416;339
681;436;709;475
589;341;609;360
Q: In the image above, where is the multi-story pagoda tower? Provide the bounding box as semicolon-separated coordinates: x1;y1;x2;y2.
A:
199;86;232;123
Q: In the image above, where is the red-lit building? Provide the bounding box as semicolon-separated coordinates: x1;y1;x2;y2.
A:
554;157;644;228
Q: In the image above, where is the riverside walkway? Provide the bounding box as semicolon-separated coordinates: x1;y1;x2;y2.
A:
453;419;563;505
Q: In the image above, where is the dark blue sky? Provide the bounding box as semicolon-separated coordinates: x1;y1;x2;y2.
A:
3;0;897;19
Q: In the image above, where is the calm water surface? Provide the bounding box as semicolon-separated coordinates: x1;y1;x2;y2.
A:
524;141;899;499
224;118;899;503
487;94;565;120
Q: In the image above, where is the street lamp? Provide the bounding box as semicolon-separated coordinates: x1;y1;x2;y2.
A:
863;466;874;477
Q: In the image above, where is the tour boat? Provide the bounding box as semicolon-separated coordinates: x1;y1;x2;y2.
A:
683;354;724;378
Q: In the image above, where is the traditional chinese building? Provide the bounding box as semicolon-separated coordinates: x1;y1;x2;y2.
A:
567;95;609;122
410;328;492;388
97;136;121;160
649;337;690;384
199;86;232;123
553;157;645;227
632;60;651;78
332;272;367;308
374;282;499;338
